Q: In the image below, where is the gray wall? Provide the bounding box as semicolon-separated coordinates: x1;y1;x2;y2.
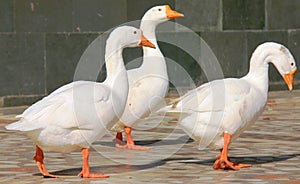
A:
0;0;300;106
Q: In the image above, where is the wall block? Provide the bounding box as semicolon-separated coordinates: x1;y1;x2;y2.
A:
223;0;265;30
0;0;300;106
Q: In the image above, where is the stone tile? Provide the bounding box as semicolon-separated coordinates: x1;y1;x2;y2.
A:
1;95;44;107
0;33;45;96
123;47;143;70
123;29;204;88
266;0;300;29
223;0;265;30
246;31;289;87
246;31;288;57
288;30;300;81
157;31;203;87
15;0;73;32
73;0;127;32
0;0;14;32
127;0;175;21
1;90;300;182
175;0;222;31
201;31;247;78
45;33;99;93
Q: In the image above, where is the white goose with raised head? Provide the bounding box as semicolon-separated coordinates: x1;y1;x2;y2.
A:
5;26;155;178
111;5;184;150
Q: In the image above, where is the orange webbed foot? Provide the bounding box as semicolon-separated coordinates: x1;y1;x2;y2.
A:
116;143;152;150
33;145;58;178
77;171;109;178
213;133;251;170
213;158;251;170
114;139;126;146
114;127;152;150
37;162;58;178
79;148;109;178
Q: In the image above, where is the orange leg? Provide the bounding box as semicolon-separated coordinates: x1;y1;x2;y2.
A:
115;132;126;146
116;132;123;142
213;132;251;170
33;145;57;178
77;148;109;178
115;126;151;150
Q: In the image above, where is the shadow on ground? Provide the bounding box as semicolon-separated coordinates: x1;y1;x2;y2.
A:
180;153;300;166
33;157;194;177
33;153;299;177
94;135;194;147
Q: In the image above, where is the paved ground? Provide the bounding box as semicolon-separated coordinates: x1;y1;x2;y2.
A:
0;90;299;184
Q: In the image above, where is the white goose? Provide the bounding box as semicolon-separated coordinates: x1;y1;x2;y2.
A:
111;5;184;150
5;26;155;178
159;42;297;170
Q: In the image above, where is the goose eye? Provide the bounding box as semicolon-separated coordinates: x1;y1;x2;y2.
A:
133;31;137;34
291;62;294;66
158;8;162;11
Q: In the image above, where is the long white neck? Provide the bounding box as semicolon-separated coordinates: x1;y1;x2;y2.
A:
104;43;126;82
139;20;167;77
104;41;129;110
140;20;159;48
244;47;272;94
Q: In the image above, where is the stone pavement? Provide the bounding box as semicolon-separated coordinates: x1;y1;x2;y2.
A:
0;90;299;184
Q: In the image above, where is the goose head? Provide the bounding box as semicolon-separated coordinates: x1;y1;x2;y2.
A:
107;26;156;49
142;5;184;24
253;42;297;91
268;43;297;91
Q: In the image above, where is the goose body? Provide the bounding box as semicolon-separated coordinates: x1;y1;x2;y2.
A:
111;5;184;150
160;42;297;169
9;81;114;153
174;77;267;149
5;26;155;178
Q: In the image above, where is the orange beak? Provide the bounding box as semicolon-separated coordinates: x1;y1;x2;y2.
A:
284;68;297;92
139;31;156;49
166;5;184;19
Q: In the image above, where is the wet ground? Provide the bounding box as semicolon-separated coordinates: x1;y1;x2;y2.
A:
0;90;299;184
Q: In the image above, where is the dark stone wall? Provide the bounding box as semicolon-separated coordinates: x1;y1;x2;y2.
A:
0;0;299;106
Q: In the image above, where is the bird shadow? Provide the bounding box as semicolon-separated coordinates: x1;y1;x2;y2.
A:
33;157;195;177
179;153;300;166
93;135;194;147
33;153;299;177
